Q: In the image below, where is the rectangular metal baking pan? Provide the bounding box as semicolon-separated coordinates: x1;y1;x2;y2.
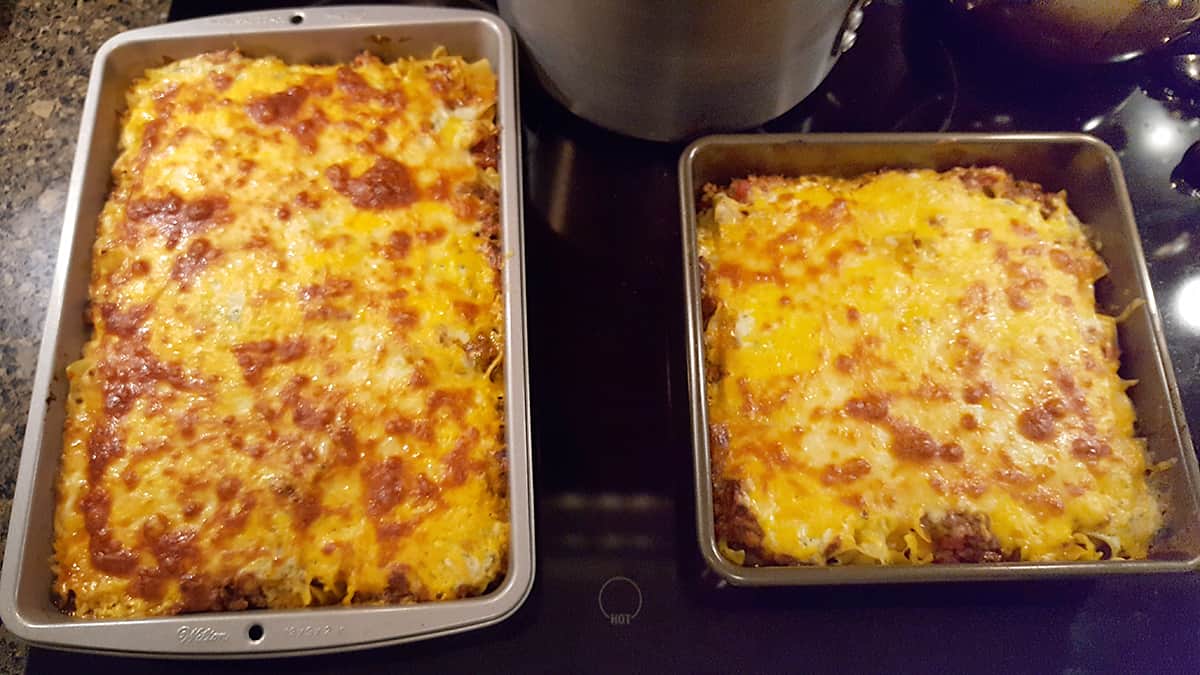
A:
681;133;1200;585
0;5;533;657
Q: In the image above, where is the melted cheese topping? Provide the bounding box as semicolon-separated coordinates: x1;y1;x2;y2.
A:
54;50;507;618
700;169;1162;566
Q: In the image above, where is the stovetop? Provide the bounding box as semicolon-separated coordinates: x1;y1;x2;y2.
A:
29;1;1200;671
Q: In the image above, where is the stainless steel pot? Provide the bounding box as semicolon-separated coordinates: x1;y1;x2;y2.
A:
500;0;867;141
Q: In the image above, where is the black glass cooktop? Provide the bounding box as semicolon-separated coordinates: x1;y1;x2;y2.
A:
29;1;1200;672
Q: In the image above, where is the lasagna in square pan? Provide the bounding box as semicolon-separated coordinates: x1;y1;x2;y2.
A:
699;168;1162;566
54;50;507;618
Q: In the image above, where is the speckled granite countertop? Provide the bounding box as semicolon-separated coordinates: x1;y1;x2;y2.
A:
0;2;170;672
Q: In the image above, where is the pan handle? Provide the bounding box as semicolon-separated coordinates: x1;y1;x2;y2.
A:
109;5;498;40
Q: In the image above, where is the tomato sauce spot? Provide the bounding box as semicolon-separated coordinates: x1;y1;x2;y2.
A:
465;333;500;372
470;133;499;171
1072;437;1113;462
429;388;472;422
385;230;412;259
126;194;230;250
820;457;871;485
844;394;889;421
143;522;198;574
419;226;448;244
100;302;152;337
296;191;321;209
454;300;481;322
890;422;958;462
136;119;164;169
290;110;327;153
390;307;420;330
408;367;431;389
729;179;753;202
80;489;140;576
170;237;222;289
1005;285;1032;311
299;278;355;321
214;494;255;541
1023;486;1065;515
1009;218;1037;237
958;281;989;316
326;158;418;210
247;86;308;125
336;66;378;100
444;429;482;488
210;72;233;91
128;569;168;602
86;423;123;481
364;456;407;517
1049;247;1106;282
290;491;322;529
425;61;472;107
914;378;951;401
1017;405;1057;442
367;126;388;146
100;337;200;419
451;181;500;236
377;521;417;540
216;476;241;501
709;423;731;450
231;337;308;384
385;416;434;442
1052;367;1089;418
332;426;360;465
290;394;334;431
963;382;991;404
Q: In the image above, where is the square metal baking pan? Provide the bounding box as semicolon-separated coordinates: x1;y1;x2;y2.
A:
0;5;533;657
680;132;1200;585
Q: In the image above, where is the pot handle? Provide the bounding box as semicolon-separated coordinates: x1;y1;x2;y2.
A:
832;0;872;57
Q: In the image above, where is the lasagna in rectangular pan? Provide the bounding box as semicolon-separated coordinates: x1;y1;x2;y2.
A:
59;48;507;617
0;6;532;656
682;134;1200;585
